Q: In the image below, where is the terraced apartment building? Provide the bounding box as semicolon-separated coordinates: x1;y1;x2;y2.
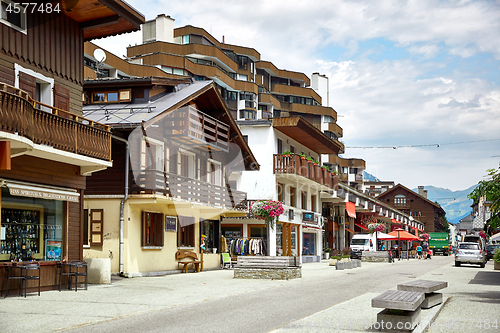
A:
83;14;366;189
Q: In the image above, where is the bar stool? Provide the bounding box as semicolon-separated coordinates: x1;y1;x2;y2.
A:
3;264;25;298
22;262;40;297
70;261;87;292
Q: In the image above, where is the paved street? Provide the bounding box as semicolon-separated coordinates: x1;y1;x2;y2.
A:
0;256;498;333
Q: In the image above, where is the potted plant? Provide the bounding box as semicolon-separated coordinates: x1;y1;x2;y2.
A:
306;157;313;163
282;150;292;157
313;160;319;166
323;248;330;260
421;233;429;241
494;249;500;270
299;153;306;160
251;200;284;229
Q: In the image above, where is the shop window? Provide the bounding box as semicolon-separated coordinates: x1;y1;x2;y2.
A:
89;209;103;246
0;187;64;262
142;212;164;247
200;219;220;252
302;232;316;255
0;0;26;33
178;216;195;247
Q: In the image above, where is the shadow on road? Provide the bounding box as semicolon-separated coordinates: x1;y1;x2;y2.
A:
457;291;500;304
468;271;500;286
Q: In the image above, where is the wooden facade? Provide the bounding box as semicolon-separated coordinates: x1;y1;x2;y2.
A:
0;0;143;294
377;184;446;232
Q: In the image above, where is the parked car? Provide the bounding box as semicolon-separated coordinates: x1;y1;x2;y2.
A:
462;235;486;251
455;242;486;268
486;244;500;260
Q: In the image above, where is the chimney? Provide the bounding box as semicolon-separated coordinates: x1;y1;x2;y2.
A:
418;186;427;198
142;14;175;44
222;35;225;43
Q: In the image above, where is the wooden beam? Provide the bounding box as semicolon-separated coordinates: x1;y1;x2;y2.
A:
81;15;121;30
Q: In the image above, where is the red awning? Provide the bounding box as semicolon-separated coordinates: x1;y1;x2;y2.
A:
346;202;356;218
355;223;369;231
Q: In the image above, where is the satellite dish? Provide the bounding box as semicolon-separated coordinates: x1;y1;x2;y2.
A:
93;49;106;62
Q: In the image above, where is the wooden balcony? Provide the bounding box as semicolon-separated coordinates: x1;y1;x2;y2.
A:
273;154;338;190
164;106;230;152
133;169;247;210
0;84;111;161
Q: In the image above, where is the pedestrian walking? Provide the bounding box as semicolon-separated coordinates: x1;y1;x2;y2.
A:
416;244;422;259
422;242;429;259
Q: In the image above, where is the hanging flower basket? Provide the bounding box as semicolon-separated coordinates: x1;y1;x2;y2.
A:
368;223;385;234
421;233;429;241
479;231;487;239
251;200;284;229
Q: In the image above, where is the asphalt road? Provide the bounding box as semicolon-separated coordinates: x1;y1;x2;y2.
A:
65;257;451;333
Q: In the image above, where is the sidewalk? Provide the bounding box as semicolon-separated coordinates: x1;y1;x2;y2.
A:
1;257;497;332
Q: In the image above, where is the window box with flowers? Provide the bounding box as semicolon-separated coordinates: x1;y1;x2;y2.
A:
251;200;284;229
282;151;293;157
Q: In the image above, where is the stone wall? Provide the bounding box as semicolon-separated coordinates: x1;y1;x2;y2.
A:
234;267;302;280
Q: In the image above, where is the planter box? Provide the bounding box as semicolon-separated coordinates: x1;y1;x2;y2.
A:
495;261;500;270
336;262;345;270
329;259;338;266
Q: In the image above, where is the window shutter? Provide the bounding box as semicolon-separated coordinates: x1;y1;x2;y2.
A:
90;209;104;246
141;211;147;246
18;72;36;100
155;213;164;246
54;84;70;112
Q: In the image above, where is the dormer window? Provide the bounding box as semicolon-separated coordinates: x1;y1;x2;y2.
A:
91;89;131;103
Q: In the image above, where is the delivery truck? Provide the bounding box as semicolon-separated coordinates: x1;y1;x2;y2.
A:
428;232;449;256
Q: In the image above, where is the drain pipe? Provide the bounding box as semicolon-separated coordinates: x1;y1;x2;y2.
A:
112;135;129;276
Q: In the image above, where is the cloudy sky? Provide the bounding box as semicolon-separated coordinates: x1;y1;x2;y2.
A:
94;0;500;191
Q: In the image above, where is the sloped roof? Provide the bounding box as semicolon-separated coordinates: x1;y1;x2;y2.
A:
376;183;446;214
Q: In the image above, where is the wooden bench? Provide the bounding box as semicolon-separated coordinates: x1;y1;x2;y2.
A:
372;290;425;331
397;279;447;309
175;251;201;273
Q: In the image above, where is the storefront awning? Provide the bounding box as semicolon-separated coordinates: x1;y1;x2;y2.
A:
303;223;322;230
345;227;357;234
5;180;80;202
355;223;368;231
346;202;356;218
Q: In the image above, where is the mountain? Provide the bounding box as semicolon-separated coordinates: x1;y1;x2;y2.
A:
411;185;478;224
364;171;380;182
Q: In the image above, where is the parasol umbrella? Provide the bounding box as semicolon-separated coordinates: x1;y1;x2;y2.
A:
388;229;421;241
376;231;398;241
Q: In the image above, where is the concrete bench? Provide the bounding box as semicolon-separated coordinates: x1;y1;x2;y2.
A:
372;290;425;331
397;279;447;309
234;256;301;280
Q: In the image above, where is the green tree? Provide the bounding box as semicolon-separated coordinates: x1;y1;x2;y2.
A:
468;164;500;235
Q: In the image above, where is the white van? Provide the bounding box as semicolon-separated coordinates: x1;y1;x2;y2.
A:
350;234;376;258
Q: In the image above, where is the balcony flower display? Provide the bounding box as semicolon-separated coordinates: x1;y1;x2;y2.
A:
421;233;429;241
282;151;292;157
368;223;385;234
251;200;284;229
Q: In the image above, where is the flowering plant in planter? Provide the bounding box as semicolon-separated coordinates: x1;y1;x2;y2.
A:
420;233;429;241
479;231;487;239
282;150;292;157
251;200;284;229
367;223;385;233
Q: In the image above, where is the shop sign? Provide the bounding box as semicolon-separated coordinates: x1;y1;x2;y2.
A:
9;187;79;202
165;216;177;232
303;212;315;222
45;239;62;261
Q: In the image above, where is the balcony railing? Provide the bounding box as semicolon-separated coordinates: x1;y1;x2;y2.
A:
164;106;230;152
133;169;247;210
273;154;338;190
0;83;111;161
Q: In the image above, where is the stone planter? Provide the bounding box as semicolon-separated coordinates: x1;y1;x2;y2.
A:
336;262;345;270
323;253;330;260
356;259;362;267
345;261;353;269
494;261;500;270
329;259;338;266
341;257;350;263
